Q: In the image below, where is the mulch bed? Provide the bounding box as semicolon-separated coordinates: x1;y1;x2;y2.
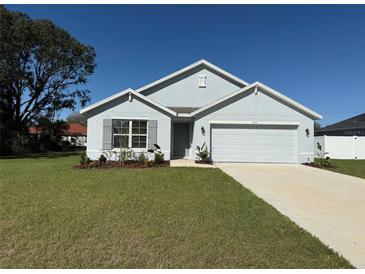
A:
302;162;335;170
74;160;170;169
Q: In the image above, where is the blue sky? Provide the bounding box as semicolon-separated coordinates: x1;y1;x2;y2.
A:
7;5;365;126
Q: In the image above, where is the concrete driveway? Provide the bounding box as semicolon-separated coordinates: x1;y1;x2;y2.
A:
216;163;365;268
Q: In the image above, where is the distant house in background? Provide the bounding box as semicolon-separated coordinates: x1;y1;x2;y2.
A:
60;123;87;147
317;113;365;136
29;123;87;147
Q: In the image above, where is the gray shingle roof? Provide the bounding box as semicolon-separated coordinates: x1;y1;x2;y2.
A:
320;113;365;132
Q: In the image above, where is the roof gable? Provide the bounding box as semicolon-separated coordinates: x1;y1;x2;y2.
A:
80;59;249;115
190;82;322;120
136;59;249;94
80;89;176;116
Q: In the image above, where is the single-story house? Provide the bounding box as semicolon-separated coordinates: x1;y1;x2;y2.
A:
317;113;365;136
81;59;322;163
29;123;87;147
60;123;87;147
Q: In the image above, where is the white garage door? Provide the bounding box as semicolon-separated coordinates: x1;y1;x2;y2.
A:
211;125;297;163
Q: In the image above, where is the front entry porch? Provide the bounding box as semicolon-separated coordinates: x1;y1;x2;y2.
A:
172;121;193;159
170;159;216;168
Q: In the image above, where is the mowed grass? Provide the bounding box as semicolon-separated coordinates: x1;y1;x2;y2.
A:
315;158;365;179
329;159;365;179
0;154;352;268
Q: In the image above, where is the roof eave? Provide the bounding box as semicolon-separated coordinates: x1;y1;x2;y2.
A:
80;89;177;116
136;59;249;94
80;88;134;114
189;82;322;120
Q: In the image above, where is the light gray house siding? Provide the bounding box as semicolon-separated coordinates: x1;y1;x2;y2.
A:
142;66;243;107
84;94;172;160
191;90;315;163
82;60;320;163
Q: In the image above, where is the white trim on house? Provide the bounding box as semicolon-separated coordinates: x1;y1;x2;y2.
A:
80;62;321;120
110;117;151;120
80;88;134;114
111;119;149;151
190;82;322;120
135;59;249;93
255;81;322;120
130;91;177;115
209;120;300;126
80;89;177;116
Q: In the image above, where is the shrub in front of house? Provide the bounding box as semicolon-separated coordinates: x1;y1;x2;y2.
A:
80;151;91;167
98;154;107;165
75;146;168;169
138;152;148;163
195;142;210;164
154;151;164;165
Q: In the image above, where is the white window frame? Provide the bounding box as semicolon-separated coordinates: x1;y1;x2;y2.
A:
112;119;148;151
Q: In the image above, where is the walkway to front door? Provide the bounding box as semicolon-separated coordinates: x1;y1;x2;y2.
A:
173;123;190;158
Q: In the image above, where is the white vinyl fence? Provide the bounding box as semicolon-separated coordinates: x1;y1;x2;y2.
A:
314;136;365;159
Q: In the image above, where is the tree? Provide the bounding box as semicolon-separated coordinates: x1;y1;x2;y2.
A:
66;112;87;126
0;6;96;154
36;117;69;150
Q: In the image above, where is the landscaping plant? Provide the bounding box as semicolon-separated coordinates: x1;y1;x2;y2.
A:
148;144;165;165
119;147;135;165
80;151;91;166
316;142;331;167
154;151;164;165
196;142;209;162
98;154;107;165
138;152;147;163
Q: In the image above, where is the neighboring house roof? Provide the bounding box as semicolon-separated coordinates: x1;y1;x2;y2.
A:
167;107;200;114
28;123;87;136
319;113;365;132
136;59;249;93
28;126;40;135
190;82;322;120
63;123;87;136
80;89;177;116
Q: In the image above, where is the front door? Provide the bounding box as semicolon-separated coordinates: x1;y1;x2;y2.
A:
173;123;190;158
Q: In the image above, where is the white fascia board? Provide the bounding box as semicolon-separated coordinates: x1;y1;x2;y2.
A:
209;120;300;126
176;113;191;117
80;88;177;116
136;59;249;93
190;82;322;120
253;81;323;120
110;116;151;120
80;88;134;114
130;91;177;116
200;59;250;86
190;83;256;116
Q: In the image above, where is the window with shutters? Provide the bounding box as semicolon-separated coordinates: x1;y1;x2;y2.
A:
112;120;148;149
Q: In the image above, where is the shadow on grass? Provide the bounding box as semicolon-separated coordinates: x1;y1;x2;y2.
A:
0;150;83;160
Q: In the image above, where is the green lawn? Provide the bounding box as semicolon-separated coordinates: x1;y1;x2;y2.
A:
315;159;365;179
0;154;352;268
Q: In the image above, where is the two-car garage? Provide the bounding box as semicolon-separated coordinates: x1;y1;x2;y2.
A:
211;122;298;163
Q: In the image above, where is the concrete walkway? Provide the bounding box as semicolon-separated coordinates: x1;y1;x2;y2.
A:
216;163;365;268
170;159;216;168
